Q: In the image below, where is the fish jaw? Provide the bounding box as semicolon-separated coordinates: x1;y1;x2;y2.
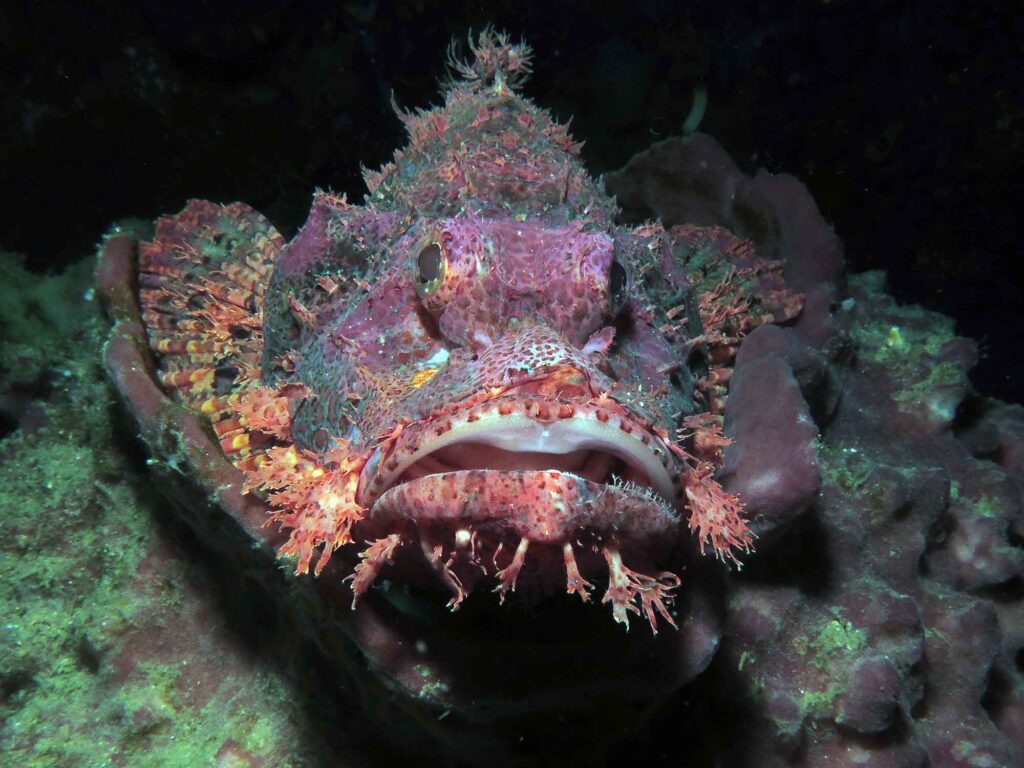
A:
348;390;686;632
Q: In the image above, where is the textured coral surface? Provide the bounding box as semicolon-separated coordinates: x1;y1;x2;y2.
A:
605;137;1024;767
0;252;366;766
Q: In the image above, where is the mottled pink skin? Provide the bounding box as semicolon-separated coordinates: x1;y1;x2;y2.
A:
375;470;677;546
416;217;616;347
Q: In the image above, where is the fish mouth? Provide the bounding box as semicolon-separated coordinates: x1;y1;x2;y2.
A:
341;394;691;717
357;394;682;547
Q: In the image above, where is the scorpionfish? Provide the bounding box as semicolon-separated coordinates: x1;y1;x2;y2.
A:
134;31;801;634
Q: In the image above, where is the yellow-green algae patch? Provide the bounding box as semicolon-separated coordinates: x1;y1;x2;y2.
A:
792;610;868;720
847;272;968;424
815;437;908;524
809;616;867;669
950;478;1012;522
816;440;877;495
0;252;327;767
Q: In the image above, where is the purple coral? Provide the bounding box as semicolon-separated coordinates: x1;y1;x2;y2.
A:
605;135;1024;767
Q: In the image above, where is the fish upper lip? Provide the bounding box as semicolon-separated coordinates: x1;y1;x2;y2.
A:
357;394;680;509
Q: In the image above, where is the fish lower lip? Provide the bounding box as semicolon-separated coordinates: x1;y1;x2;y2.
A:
370;469;679;547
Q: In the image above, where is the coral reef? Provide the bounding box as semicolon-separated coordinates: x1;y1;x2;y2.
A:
0;252;367;766
604;136;1024;767
1;55;1020;768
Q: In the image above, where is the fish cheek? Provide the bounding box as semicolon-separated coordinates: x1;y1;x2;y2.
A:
436;279;502;347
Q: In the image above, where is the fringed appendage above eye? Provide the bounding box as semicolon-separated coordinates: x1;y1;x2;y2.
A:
446;28;534;92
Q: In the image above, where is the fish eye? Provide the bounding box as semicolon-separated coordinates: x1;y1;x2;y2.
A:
415;242;446;295
609;259;629;311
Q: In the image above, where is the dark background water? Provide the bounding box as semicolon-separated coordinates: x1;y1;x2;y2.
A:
2;0;1020;402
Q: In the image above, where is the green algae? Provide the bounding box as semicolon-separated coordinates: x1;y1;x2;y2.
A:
845;273;956;365
810;616;867;669
0;254;152;766
799;683;844;720
418;680;452;701
951;473;1009;521
414;663;452;702
847;272;967;422
815;439;901;523
792;611;868;721
950;466;1016;522
816;441;875;494
740;607;873;725
960;493;1005;520
953;739;1004;768
0;252;324;767
890;360;963;417
790;615;865;671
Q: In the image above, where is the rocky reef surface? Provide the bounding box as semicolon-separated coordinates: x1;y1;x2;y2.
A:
0;250;369;766
1;134;1022;767
605;135;1024;767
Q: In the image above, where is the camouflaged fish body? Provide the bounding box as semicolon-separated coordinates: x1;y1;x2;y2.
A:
135;31;801;633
